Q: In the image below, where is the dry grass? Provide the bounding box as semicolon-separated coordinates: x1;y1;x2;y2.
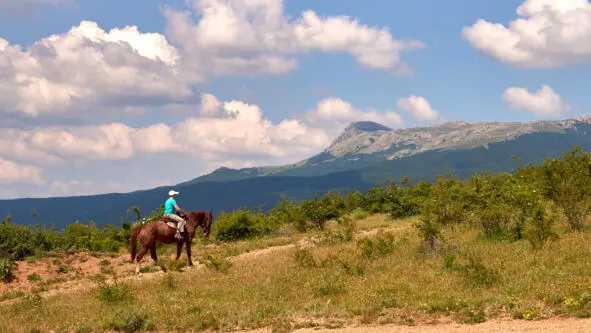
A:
1;215;590;333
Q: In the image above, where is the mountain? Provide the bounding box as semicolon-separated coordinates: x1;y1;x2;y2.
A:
3;115;591;229
183;114;591;183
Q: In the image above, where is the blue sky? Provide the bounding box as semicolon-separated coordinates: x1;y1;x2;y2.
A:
1;0;590;199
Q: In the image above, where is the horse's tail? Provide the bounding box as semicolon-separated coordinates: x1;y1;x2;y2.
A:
130;225;142;261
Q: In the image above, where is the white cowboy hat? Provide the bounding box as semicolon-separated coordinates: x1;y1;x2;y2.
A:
168;190;179;196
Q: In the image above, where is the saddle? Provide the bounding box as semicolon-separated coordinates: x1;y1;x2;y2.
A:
162;215;187;230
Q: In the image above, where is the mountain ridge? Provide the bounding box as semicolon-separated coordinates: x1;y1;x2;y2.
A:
184;114;591;184
3;113;591;228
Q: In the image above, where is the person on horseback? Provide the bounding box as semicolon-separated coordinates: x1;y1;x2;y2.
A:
164;190;187;239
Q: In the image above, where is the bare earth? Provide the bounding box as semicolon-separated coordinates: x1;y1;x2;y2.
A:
290;317;591;333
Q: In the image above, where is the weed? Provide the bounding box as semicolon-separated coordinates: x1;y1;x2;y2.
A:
96;281;133;303
103;311;155;333
0;290;25;301
27;273;41;282
459;307;486;324
357;231;396;259
55;265;68;274
401;317;416;326
202;254;232;273
294;248;316;268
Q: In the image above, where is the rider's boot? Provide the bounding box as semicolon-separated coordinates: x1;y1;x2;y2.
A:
175;229;183;239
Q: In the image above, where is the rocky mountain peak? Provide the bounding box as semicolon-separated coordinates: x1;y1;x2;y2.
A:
345;121;393;133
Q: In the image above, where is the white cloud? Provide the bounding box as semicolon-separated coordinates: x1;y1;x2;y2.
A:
397;95;439;121
502;84;570;117
24;123;136;160
1;93;331;166
0;159;44;185
463;0;591;68
0;21;190;118
306;97;404;132
163;0;425;78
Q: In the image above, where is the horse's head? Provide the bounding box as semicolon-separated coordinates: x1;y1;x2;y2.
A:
185;211;214;237
203;210;214;236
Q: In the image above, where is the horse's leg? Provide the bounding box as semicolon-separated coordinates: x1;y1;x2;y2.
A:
150;246;167;273
185;238;193;267
134;244;150;275
175;241;184;260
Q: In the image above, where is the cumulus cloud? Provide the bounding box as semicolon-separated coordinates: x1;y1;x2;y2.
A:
306;97;404;132
162;0;425;78
0;158;44;185
0;21;190;118
463;0;591;68
397;95;438;121
502;84;570;117
1;94;331;166
1;3;424;120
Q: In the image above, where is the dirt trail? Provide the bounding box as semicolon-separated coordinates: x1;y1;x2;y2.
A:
236;317;591;333
291;317;591;333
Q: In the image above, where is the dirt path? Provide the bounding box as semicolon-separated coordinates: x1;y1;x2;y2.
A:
240;317;591;333
295;317;591;333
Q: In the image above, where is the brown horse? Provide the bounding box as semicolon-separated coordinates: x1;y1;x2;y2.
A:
130;211;213;274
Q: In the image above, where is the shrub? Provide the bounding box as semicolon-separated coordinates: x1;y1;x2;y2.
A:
268;199;307;232
524;204;558;250
539;147;591;231
0;259;15;283
294;248;316;268
456;254;500;287
201;254;233;273
103;311;155;333
300;193;340;231
212;209;274;241
27;273;41;282
415;200;445;253
96;281;133;303
357;231;397;260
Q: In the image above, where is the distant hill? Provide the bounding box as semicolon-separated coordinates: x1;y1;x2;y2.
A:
3;115;591;229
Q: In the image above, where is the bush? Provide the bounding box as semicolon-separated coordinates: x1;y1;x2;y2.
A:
357;231;397;260
268;199;307;232
103;311;155;333
0;259;15;283
300;193;340;231
212;209;275;241
96;281;133;303
539;147;591;231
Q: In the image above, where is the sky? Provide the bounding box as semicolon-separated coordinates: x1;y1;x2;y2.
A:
1;0;590;199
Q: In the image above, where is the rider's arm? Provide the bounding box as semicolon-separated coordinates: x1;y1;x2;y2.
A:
174;204;186;215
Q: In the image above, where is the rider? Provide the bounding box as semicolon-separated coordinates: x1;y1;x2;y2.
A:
164;190;187;239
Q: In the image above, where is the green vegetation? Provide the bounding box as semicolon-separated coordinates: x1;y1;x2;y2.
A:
0;205;165;262
1;147;591;331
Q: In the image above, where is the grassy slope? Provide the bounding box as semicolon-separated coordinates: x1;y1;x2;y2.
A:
1;214;590;333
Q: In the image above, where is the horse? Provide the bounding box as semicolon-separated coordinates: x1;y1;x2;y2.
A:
129;210;213;274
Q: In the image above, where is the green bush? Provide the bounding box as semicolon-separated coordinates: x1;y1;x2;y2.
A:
96;281;133;303
103;311;155;333
268;199;307;232
212;209;275;241
300;193;341;231
357;231;397;260
0;259;15;283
